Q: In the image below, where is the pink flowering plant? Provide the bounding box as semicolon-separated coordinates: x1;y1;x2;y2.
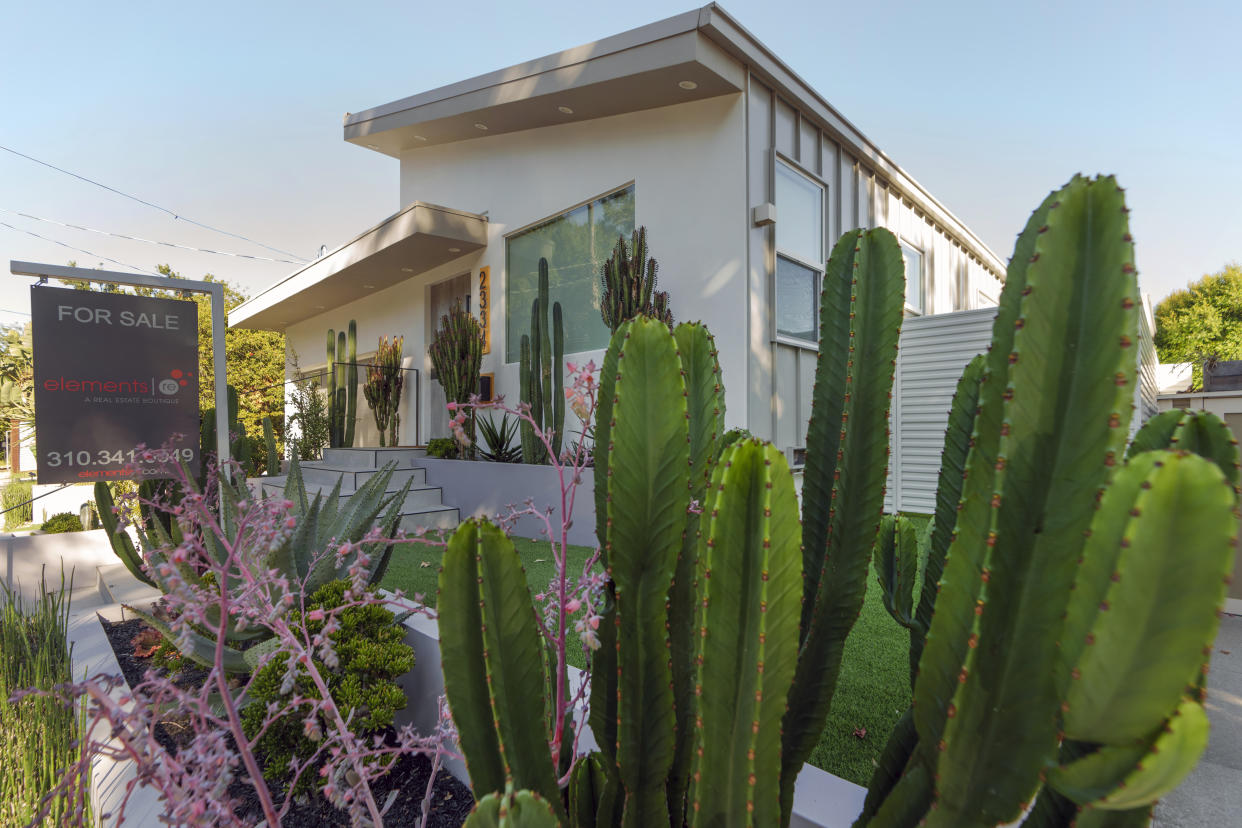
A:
446;359;606;775
14;455;458;827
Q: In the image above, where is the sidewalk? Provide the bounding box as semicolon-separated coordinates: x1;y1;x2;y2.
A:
1154;611;1242;827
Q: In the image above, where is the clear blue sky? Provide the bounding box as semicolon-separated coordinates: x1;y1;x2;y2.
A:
2;0;1238;325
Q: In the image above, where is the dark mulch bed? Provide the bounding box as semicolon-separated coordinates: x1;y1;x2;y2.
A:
101;612;474;827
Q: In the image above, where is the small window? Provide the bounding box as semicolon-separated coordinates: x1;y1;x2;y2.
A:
902;242;925;314
774;160;825;344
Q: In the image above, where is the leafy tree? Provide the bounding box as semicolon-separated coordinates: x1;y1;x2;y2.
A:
0;322;34;423
1154;263;1242;388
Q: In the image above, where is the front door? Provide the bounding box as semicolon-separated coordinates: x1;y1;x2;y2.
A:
427;273;472;442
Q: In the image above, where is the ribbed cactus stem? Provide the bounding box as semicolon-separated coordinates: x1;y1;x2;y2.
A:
326;329;338;447
364;335;404;447
345;320;357;448
516;258;564;464
600;227;673;331
430;302;483;455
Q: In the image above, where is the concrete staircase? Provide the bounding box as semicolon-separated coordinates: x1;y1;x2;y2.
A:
260;447;459;533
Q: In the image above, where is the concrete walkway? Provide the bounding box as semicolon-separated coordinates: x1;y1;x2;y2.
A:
1154;611;1242;827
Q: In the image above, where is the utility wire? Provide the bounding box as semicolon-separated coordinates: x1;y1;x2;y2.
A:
0;144;309;262
0;208;303;265
0;220;158;276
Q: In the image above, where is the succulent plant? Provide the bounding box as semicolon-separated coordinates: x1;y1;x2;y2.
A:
861;176;1237;828
364;334;404;447
430;302;484;455
519;259;564;464
599;227;673;332
326;321;358;448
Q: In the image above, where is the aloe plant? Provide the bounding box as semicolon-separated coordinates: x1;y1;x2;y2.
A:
861;176;1237;828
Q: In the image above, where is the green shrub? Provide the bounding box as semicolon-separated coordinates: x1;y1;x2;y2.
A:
426;437;458;459
241;580;414;796
2;478;32;529
39;513;83;534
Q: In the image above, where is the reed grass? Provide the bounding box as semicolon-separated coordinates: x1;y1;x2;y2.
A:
0;570;85;827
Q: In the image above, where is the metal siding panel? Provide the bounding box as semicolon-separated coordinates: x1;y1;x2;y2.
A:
775;98;797;159
824;138;842;243
775;345;799;450
858;169;873;230
747;76;775;440
799;119;819;174
798;349;815;446
841;154;858;232
892;308;997;514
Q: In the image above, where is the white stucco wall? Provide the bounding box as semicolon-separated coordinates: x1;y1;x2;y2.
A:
284;94;749;445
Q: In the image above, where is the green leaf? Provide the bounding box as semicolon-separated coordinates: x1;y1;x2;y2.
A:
124;603;250;674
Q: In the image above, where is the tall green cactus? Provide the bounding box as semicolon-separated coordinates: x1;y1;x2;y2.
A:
779;227;905;820
599;227;673;331
364;335;404;447
519;258;565;464
861;176;1237;828
430;302;483;454
325;321;359;448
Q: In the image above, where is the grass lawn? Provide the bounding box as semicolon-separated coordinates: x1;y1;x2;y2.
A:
381;515;928;787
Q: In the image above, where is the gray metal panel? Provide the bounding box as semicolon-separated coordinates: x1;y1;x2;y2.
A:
747;76;775;440
798;118;820;174
798;350;816;446
823;138;842;244
891;308;997;514
775;345;799;450
858;168;873;230
775;98;797;159
840;154;858;232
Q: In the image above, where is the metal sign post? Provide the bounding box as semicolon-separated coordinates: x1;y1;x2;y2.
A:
10;261;231;506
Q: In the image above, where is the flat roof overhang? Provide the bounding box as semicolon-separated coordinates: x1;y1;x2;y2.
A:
229;202;487;332
342;11;744;156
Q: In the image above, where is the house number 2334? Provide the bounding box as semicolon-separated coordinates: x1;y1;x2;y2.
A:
478;267;491;354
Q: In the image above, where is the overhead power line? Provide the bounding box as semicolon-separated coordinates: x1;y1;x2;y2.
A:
0;144;309;262
0;208;303;264
0;220;157;276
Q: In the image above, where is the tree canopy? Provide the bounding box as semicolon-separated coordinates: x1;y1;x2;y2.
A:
1154;263;1242;389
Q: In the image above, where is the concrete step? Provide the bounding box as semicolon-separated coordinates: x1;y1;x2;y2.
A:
398;505;459;534
262;480;445;512
320;447;428;469
299;464;426;489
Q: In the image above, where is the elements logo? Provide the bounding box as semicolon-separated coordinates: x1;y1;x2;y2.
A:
159;368;193;396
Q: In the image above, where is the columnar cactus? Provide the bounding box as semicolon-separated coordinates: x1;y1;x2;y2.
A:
861;176;1238;827
599;227;673;331
326;321;358;448
519;258;564;464
364;335;404;447
430;302;483;453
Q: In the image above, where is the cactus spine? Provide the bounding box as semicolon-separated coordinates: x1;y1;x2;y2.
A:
599;227;673;331
364;335;404;447
862;176;1238;827
519;258;564;464
325;321;358;448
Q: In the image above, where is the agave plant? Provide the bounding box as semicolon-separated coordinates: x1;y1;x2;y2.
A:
98;458;413;673
477;411;522;463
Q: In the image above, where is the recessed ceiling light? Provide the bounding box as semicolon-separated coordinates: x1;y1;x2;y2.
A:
557;105;574;115
401;267;414;273
448;247;461;253
366;143;380;149
678;80;698;90
413;135;427;142
474;122;489;131
363;284;375;289
314;305;325;310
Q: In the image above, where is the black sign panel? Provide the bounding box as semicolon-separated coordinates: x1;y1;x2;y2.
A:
31;286;201;483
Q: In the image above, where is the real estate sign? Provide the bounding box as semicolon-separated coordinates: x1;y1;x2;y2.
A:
31;285;201;483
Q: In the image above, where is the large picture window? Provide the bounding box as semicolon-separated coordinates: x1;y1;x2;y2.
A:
774;160;824;344
505;186;634;362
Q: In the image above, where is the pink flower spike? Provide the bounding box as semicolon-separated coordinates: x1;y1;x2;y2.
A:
565;598;581;614
446;402;457;411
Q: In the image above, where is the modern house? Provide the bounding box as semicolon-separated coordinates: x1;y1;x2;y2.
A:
231;3;1007;462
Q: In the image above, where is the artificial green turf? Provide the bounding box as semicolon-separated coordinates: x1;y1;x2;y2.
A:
382;515;930;787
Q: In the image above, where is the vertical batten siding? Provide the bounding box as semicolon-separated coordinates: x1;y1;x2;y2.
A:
743;69;1005;456
885;308;997;514
1135;299;1160;433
